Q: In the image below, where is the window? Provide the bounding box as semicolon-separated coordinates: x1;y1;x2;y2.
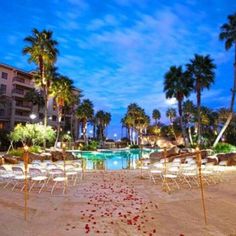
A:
0;122;4;129
0;109;4;116
52;115;57;121
0;84;7;94
1;72;8;80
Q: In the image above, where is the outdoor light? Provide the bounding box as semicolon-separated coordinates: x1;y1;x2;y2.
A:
113;161;118;165
29;113;37;120
67;131;71;134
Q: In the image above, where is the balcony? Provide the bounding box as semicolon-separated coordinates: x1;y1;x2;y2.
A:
14;115;30;123
12;88;25;97
13;77;33;88
15;103;32;111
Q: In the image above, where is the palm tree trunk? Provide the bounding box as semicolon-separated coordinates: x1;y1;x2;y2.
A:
197;89;201;145
178;100;188;147
54;108;62;148
213;45;236;147
188;126;193;145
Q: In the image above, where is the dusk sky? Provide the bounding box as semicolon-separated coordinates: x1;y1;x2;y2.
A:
0;0;236;138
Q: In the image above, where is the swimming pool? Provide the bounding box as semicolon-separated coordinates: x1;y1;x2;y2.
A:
72;148;157;170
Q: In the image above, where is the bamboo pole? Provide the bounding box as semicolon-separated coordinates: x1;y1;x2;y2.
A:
62;143;67;194
196;147;207;225
23;145;29;221
162;147;168;192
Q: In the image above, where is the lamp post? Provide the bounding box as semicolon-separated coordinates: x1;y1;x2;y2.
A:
23;145;29;221
114;133;117;141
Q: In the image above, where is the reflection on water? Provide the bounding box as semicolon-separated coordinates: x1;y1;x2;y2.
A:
73;149;157;170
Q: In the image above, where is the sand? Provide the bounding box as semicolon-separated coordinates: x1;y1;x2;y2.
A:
0;169;236;236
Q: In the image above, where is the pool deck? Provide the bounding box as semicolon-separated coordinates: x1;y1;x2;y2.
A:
0;169;236;236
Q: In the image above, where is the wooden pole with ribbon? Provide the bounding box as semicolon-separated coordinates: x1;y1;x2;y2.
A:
23;145;29;221
162;147;169;192
62;142;67;194
196;147;207;225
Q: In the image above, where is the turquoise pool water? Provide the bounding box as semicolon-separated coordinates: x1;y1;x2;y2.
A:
72;148;157;170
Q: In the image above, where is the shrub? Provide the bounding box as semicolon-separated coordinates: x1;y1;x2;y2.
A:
8;145;42;156
9;148;24;157
81;141;98;151
130;144;139;149
213;142;236;154
29;145;42;153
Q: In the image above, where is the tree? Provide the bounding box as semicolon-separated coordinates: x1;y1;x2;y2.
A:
76;99;94;143
183;100;196;145
166;108;177;141
51;75;75;147
121;103;150;145
186;54;215;145
164;66;193;146
152;109;161;125
10;123;56;147
24;88;45;112
23;28;58;126
95;110;111;141
214;12;236;147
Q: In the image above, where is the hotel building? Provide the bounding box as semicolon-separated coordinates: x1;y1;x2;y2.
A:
0;63;79;138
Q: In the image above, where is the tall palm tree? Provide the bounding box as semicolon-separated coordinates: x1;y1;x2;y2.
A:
23;28;58;126
152;109;161;125
95;110;111;141
51;75;75;147
214;12;236;147
76;99;94;143
186;54;215;145
166;108;177;141
164;66;193;146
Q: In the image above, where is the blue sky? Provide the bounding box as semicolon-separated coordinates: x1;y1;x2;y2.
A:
0;0;236;138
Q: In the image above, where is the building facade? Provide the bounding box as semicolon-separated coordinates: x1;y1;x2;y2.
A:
0;63;79;139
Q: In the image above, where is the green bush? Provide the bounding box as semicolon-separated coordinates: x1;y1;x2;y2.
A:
8;145;42;156
29;145;42;153
9;148;24;157
130;144;139;149
213;142;236;154
81;141;98;151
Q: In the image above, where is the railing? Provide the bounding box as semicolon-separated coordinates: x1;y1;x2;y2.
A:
12;89;24;95
13;77;31;85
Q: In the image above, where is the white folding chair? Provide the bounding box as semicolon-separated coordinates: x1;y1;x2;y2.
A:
29;168;48;193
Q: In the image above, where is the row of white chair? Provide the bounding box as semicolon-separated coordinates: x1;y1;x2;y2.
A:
0;161;83;194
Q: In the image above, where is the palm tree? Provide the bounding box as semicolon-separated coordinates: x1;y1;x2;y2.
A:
24;88;45;113
23;28;58;126
121;114;133;143
183;100;196;145
214;12;236;147
166;108;177;141
164;66;193;146
76;99;94;143
51;75;75;147
95;110;111;141
186;54;215;145
152;109;161;125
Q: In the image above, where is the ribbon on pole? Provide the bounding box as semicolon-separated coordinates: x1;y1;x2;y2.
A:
23;145;29;221
196;147;207;225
